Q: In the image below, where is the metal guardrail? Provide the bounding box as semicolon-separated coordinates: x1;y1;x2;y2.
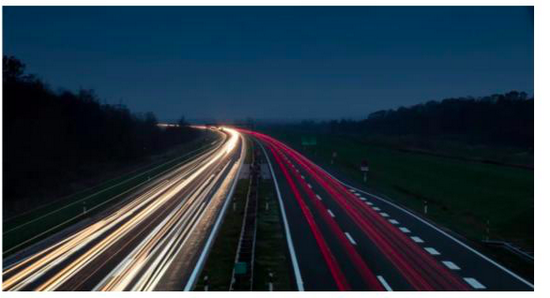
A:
482;240;534;262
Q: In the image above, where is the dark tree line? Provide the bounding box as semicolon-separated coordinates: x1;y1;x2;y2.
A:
3;56;201;205
290;91;533;149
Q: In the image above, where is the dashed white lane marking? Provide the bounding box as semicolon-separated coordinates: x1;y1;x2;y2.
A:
424;247;441;255
366;202;373;206
377;275;392;291
307;183;312;189
399;227;411;233
350;189;356;193
410;236;424;243
442;261;461;270
380;212;389;217
301;175;305;179
292;164;295;168
345;232;357;245
373;207;381;211
464;277;486;289
316;194;322;201
388;219;399;225
359;196;366;201
327;209;335;218
316;168;533;289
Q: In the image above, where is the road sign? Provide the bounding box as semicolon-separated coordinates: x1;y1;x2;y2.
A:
360;160;369;172
234;262;247;275
301;136;317;146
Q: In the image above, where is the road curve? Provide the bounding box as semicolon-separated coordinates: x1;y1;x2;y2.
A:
242;130;533;291
3;127;245;291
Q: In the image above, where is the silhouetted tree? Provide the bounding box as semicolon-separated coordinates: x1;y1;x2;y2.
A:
287;91;533;148
3;56;202;213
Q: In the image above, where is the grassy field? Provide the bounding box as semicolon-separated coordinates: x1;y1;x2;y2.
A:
3;131;219;255
263;128;534;252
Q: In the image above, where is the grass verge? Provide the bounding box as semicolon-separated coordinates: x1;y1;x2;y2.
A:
252;179;294;290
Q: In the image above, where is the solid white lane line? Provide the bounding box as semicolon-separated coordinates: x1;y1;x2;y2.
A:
255;140;304;291
442;261;461;270
388;219;399;225
380;212;389;217
327;209;335;218
345;232;357;245
464;278;486;289
373;207;381;211
399;227;411;233
424;247;440;255
410;236;424;243
377;275;392;291
307;183;312;189
316;194;322;201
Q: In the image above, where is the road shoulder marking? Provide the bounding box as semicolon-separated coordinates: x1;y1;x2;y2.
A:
424;247;440;255
442;261;461;270
377;275;392;291
410;236;424;243
464;277;486;289
399;227;411;233
345;232;357;245
388;219;399;225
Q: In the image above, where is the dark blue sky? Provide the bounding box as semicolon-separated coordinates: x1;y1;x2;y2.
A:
4;6;533;121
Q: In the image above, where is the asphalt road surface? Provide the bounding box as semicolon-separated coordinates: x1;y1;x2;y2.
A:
3;127;245;291
243;130;534;291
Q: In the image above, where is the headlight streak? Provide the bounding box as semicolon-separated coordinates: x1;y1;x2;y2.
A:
95;164;230;291
3;128;242;291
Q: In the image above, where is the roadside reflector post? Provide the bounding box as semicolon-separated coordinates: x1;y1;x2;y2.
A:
82;201;87;214
331;151;337;164
204;275;209;291
360;160;369;183
266;201;269;211
268;271;274;291
423;200;428;215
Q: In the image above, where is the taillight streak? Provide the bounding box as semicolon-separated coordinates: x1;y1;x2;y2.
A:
268;144;350;290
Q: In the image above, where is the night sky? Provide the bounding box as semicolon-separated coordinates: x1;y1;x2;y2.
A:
3;6;533;122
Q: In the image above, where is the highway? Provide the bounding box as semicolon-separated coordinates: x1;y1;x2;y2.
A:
243;130;534;291
2;127;245;291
